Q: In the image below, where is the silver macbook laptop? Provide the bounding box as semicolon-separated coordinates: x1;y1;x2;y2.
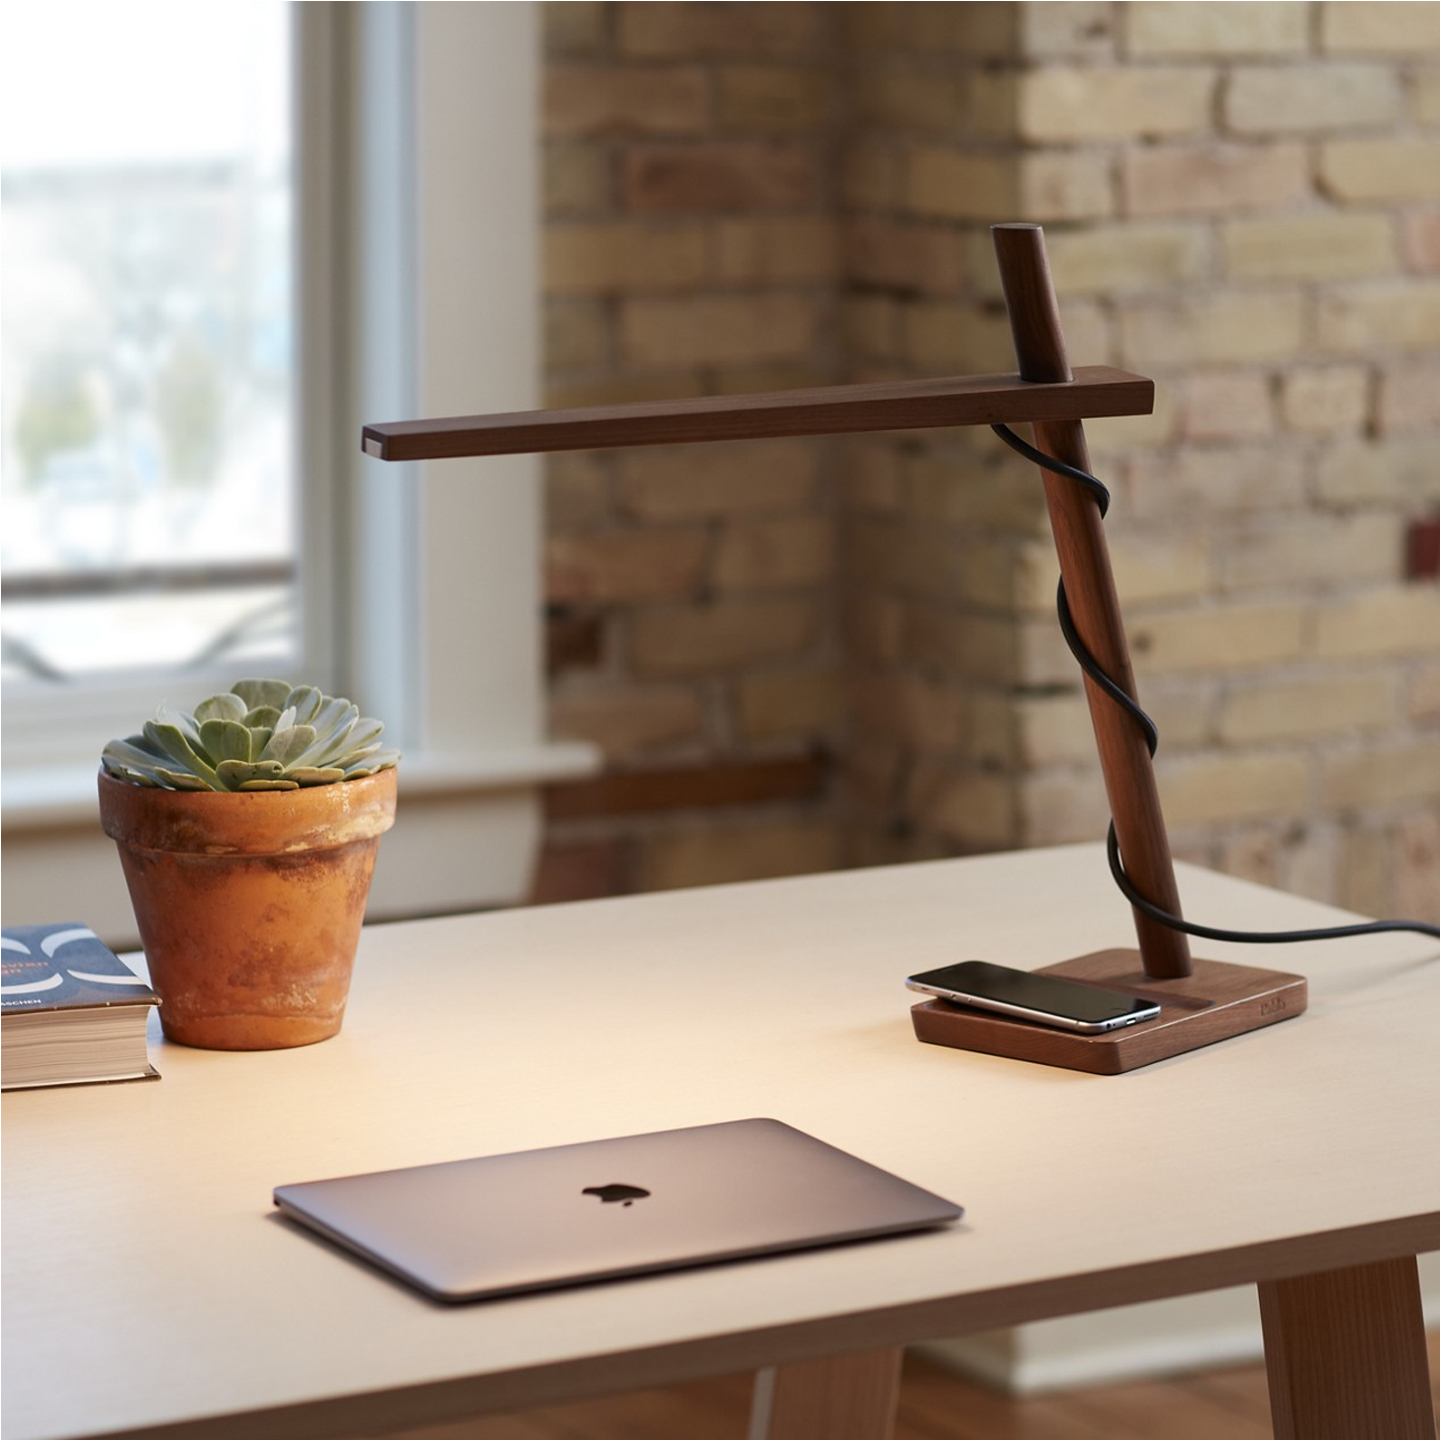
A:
273;1117;963;1302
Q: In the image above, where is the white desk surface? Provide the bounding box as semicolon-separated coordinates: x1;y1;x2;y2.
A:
4;844;1438;1440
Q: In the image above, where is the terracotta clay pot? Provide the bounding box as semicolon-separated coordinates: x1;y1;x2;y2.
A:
98;767;397;1050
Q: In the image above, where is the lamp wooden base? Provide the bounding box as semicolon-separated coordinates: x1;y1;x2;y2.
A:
911;949;1307;1075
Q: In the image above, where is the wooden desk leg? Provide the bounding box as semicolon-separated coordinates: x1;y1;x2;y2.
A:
1258;1256;1437;1440
748;1347;903;1440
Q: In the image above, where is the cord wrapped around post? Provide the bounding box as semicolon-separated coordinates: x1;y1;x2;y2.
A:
990;422;1439;948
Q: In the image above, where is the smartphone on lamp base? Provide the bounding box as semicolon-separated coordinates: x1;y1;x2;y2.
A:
906;960;1161;1034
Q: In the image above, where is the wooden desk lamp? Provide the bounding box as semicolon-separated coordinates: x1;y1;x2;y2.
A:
362;222;1306;1074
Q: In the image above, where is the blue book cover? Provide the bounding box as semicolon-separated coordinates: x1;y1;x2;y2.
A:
1;923;158;1014
2;924;159;1089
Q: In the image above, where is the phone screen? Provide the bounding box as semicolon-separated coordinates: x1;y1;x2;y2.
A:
907;961;1158;1027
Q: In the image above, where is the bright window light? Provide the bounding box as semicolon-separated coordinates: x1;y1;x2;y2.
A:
1;1;296;681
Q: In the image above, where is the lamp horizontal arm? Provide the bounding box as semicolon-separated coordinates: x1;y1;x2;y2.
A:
361;365;1153;462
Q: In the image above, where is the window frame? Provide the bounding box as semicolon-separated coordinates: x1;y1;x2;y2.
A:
2;2;595;941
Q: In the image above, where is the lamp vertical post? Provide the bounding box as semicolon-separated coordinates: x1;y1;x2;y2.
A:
991;223;1192;981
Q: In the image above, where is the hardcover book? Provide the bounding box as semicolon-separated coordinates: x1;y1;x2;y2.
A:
1;924;160;1090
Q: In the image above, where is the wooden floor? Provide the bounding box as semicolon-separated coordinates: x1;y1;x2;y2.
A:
453;1333;1440;1440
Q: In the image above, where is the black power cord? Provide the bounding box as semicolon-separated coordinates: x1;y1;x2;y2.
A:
990;421;1440;946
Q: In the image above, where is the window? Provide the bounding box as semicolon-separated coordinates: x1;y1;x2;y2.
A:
2;4;595;940
2;2;298;686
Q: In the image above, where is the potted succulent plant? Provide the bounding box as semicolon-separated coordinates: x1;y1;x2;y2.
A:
98;679;399;1051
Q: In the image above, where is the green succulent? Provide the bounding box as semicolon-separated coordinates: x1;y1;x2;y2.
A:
102;679;400;792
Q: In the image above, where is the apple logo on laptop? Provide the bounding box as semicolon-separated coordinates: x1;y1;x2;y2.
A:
582;1183;650;1207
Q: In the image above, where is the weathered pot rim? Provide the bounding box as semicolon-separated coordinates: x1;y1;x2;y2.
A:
98;765;397;856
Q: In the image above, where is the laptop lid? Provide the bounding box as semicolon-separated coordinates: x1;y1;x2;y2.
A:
273;1117;963;1302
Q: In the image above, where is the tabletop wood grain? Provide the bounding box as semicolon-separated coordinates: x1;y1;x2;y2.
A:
4;845;1437;1440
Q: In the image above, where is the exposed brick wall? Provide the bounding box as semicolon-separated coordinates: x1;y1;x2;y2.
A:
538;3;847;898
837;3;1057;871
539;1;1440;927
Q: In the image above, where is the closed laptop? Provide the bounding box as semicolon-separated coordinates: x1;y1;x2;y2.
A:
274;1117;963;1302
